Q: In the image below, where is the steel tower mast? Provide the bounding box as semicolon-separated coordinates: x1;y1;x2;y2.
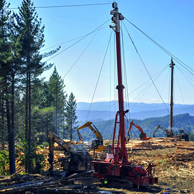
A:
110;2;128;161
91;2;158;187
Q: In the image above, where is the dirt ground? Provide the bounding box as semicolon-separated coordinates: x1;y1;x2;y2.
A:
48;146;194;194
1;139;194;194
97;147;194;194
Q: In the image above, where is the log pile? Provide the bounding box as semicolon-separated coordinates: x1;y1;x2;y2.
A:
0;170;96;194
150;137;177;149
53;140;82;150
161;140;194;164
126;138;177;150
126;140;152;150
176;141;194;152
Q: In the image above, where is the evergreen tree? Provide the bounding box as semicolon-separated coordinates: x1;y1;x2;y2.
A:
13;0;59;173
30;79;55;143
48;66;67;136
40;81;55;139
65;93;78;141
0;0;17;174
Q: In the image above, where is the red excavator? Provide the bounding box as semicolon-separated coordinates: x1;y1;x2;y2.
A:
91;2;157;188
128;120;151;140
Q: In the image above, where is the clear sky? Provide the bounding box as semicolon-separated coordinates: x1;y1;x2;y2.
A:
10;0;194;105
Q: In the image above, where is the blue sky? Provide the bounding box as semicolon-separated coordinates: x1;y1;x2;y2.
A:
10;0;194;105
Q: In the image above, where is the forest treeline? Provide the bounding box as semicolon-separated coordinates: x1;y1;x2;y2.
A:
0;0;78;174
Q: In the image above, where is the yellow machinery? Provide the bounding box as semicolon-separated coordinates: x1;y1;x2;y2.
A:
153;125;189;141
48;132;90;175
153;124;171;137
77;121;107;152
175;129;189;141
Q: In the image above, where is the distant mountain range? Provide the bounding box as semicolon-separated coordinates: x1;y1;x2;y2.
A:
77;101;194;121
76;113;194;141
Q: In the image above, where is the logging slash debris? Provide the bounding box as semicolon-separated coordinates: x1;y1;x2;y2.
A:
0;138;194;194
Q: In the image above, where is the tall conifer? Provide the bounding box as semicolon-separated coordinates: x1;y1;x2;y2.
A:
0;0;16;174
14;0;59;172
65;93;78;141
48;67;67;136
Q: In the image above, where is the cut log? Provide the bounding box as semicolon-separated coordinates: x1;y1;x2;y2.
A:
0;177;59;194
0;170;94;194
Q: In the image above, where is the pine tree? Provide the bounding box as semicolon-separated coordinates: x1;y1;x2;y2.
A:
0;0;17;174
13;0;59;173
30;79;55;143
65;93;78;141
48;67;67;136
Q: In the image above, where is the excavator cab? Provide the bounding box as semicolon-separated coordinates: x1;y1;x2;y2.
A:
128;120;151;140
92;139;103;149
139;132;148;139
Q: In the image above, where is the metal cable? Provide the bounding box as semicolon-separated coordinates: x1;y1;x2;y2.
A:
3;21;109;141
174;69;194;132
86;30;113;120
9;3;112;9
42;20;110;63
90;66;169;120
40;26;107;52
0;19;110;90
124;17;194;77
121;22;130;121
151;67;170;118
123;22;169;113
176;65;194;88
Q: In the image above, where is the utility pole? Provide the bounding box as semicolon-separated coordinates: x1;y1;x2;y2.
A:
170;58;175;137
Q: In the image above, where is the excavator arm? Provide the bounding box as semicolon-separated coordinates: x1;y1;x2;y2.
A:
77;121;103;142
153;125;170;137
48;132;72;175
48;131;72;153
153;125;160;137
128;120;143;135
128;120;150;140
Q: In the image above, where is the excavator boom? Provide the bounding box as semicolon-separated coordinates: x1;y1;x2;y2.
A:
128;120;150;140
153;125;189;141
77;121;106;152
153;125;170;137
128;120;143;133
49;132;72;152
77;121;103;141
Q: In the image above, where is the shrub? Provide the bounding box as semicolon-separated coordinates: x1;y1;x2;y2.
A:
0;150;9;175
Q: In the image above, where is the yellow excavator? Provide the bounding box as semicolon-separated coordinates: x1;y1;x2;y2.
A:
153;125;189;141
153;124;171;137
77;121;107;152
48;132;90;175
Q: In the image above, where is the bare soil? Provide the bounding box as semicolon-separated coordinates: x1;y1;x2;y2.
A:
98;147;194;194
1;140;194;194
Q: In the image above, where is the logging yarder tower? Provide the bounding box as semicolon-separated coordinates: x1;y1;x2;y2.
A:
91;2;158;187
